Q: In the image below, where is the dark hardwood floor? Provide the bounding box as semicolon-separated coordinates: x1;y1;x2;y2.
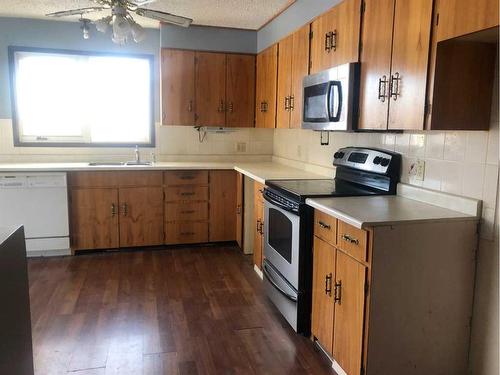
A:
28;245;335;375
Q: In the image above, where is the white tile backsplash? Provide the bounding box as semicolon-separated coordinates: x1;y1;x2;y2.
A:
444;132;466;162
465;131;489;163
425;132;445;159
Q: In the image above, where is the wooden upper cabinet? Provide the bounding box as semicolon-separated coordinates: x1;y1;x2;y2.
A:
310;0;361;74
255;44;278;128
277;25;311;129
277;34;294;129
332;251;366;375
161;49;195;126
311;237;336;355
388;0;433;130
226;54;256;128
290;25;311;128
118;187;164;248
359;0;432;130
70;188;119;251
358;0;394;130
195;52;227;127
435;0;499;41
209;170;237;242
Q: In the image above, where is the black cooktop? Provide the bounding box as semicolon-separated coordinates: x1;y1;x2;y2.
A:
266;178;380;202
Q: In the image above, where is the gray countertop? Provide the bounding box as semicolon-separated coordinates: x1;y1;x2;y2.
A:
306;195;479;229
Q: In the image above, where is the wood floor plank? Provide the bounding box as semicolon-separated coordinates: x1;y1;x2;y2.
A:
28;246;336;375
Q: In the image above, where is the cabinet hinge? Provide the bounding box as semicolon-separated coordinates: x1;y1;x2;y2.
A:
359;41;363;53
163;191;166;200
361;1;366;13
436;13;439;26
364;280;369;296
309;30;314;40
424;103;432;116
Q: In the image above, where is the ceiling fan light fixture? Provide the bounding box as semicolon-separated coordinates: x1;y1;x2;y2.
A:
131;21;146;43
95;16;112;33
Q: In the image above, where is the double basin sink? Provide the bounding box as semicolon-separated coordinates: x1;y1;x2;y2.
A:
88;161;153;167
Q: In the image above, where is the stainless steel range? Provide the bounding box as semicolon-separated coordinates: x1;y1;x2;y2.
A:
262;147;402;335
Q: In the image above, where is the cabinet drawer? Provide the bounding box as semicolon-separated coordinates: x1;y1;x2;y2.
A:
68;172;118;188
116;171;162;187
314;210;337;245
165;202;208;221
165;186;209;202
165;222;208;245
164;170;208;186
336;221;368;262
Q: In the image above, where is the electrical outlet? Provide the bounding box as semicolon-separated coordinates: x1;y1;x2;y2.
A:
236;142;247;153
409;159;425;181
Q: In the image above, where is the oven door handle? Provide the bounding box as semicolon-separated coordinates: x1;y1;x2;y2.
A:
263;263;298;302
263;190;298;214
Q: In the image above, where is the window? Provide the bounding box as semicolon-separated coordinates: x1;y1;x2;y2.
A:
8;47;154;147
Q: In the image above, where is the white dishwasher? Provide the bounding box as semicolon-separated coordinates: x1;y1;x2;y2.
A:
0;173;70;257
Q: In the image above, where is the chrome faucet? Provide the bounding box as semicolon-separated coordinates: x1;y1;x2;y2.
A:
134;145;140;163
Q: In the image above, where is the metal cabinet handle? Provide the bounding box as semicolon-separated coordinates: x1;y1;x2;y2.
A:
325;32;332;52
284;96;290;111
180;232;195;236
217;99;225;112
289;95;295;111
111;203;116;217
259;221;264;234
390;72;401;100
180;192;196;196
256;219;261;233
260;101;268;113
334;280;342;303
330;29;337;52
228;102;234;113
325;273;333;296
318;221;331;230
341;233;359;245
180;175;195;180
378;75;388;102
188;100;193;112
236;205;242;214
180;210;196;214
121;203;128;216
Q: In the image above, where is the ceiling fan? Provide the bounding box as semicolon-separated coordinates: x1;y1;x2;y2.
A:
46;0;193;44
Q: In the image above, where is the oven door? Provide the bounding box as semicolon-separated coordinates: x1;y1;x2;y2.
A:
263;195;300;290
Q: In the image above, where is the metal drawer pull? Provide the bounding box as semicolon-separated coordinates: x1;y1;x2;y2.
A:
188;100;193;112
180;192;196;196
260;101;268;113
217;99;225;112
259;221;264;234
228;102;234;113
378;75;388;102
256;219;261;233
390;72;401;100
284;96;290;111
325;273;333;296
341;234;359;245
318;221;331;230
180;232;195;236
330;30;337;51
121;203;128;216
180;210;196;214
334;280;342;303
325;32;332;52
111;203;116;217
289;95;295;110
180;175;195;180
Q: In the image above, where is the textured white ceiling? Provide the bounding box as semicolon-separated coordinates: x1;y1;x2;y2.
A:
0;0;294;30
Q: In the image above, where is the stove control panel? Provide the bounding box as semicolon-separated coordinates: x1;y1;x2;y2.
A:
333;147;400;175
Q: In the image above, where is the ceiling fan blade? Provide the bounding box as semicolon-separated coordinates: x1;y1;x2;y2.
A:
46;7;106;17
134;8;193;27
130;0;158;5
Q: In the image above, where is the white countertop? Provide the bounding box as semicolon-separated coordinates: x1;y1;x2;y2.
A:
306;195;479;229
0;161;326;185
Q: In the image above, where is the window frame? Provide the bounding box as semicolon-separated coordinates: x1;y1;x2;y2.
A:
8;46;156;148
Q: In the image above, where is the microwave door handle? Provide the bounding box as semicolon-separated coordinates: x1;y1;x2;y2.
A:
328;81;343;122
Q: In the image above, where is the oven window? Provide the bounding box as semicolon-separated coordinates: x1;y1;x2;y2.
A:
268;208;293;263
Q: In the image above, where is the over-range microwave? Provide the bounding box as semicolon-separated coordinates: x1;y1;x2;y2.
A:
302;62;360;131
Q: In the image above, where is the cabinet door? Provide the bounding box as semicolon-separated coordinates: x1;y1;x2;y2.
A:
358;0;395;130
311;237;336;355
209;170;237;242
236;172;244;248
435;0;499;42
333;251;366;375
255;44;278;129
276;34;293;129
226;54;256;128
253;181;265;269
289;25;311;129
388;0;433;130
118;187;164;247
161;49;195;126
310;0;361;74
195;52;226;126
70;188;119;250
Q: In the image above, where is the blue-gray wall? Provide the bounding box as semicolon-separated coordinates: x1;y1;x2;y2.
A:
257;0;340;52
0;17;161;120
161;24;257;53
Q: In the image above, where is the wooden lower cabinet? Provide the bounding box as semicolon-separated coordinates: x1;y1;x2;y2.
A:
70;188;119;251
165;222;208;245
332;251;366;375
209;170;237;242
236;172;244;248
253;181;265;269
118;187;164;248
311;237;336;355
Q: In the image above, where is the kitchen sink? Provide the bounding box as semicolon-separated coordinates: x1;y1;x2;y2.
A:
88;161;153;167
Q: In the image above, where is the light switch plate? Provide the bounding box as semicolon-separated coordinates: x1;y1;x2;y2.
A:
236;142;247;153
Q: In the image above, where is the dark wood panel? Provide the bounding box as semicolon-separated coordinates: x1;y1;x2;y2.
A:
209;170;237;242
226;54;256;128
